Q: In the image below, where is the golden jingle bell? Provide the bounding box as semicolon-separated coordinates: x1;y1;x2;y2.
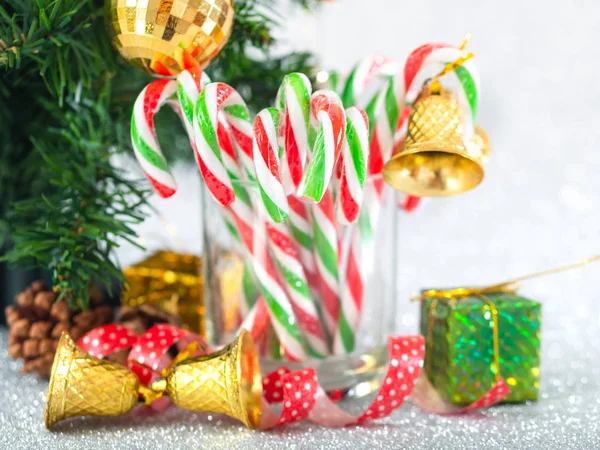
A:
105;0;235;76
383;87;489;197
44;330;262;429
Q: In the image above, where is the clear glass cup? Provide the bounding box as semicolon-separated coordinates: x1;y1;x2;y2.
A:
201;176;400;395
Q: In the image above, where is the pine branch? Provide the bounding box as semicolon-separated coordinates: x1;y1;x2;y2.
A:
3;82;150;309
0;0;318;308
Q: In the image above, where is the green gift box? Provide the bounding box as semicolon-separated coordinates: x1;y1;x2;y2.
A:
419;291;541;404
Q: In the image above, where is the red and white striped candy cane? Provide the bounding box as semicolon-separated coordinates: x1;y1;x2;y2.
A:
130;79;179;198
276;73;312;195
336;107;370;225
193;82;253;206
297;90;346;204
194;83;308;361
253;108;329;357
335;44;481;354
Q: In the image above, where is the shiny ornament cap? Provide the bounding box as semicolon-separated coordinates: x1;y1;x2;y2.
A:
106;0;234;76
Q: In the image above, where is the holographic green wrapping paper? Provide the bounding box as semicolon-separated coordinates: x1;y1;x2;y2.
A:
419;292;541;404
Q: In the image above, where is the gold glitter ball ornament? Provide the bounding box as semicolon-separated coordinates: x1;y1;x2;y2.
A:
106;0;235;76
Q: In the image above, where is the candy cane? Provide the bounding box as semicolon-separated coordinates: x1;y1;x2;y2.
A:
253;108;289;223
311;189;339;338
194;83;307;361
276;73;312;194
340;55;398;109
176;67;211;140
193;83;253;206
333;176;385;354
131;79;179;198
334;44;481;354
287;195;320;293
336;107;370;225
253;108;329;357
297;91;346;204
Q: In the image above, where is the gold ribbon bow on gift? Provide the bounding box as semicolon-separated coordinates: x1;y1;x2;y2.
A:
412;255;599;380
44;330;263;430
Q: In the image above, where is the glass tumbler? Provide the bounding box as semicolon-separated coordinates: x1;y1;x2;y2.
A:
201;176;400;395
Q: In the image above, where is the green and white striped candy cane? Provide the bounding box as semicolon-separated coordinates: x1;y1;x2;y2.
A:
253;107;329;357
130;79;179;198
194;83;308;361
297;90;346;204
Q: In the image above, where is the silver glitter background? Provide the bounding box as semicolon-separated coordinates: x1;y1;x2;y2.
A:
2;0;600;448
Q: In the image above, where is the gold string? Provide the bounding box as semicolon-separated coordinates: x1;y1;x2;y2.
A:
459;33;472;50
413;254;599;302
428;33;475;94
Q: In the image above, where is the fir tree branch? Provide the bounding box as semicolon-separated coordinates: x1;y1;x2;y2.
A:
0;0;318;307
3;82;150;308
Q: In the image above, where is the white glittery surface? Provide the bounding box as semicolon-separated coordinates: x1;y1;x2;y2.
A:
2;0;600;448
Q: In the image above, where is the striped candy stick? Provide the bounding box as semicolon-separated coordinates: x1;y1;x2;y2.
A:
253;108;289;223
341;55;398;109
253;108;329;357
275;73;312;194
402;43;480;141
239;296;270;342
243;207;308;361
338;56;422;214
177;72;261;319
333;175;386;354
193;82;253;206
287;195;320;293
176;67;211;143
297;90;346;203
334;44;482;354
194;84;308;361
131;79;179;198
336;107;370;225
311;188;340;338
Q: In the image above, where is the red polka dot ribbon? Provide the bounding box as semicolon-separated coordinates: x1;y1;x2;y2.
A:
259;335;425;428
410;373;510;414
79;324;209;386
78;324;138;359
78;324;505;426
126;324;208;385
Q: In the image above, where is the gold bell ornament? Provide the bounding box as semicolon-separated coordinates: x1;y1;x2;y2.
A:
105;0;234;75
383;81;488;197
45;330;262;429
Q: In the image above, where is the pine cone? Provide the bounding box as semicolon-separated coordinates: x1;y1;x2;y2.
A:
4;281;115;378
117;304;182;336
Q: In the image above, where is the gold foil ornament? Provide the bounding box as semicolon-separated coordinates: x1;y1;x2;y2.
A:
383;85;486;197
122;251;243;341
45;330;262;429
122;251;205;334
105;0;235;76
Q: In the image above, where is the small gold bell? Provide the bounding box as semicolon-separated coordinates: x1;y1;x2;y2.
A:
44;332;140;429
164;329;262;428
383;85;486;197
